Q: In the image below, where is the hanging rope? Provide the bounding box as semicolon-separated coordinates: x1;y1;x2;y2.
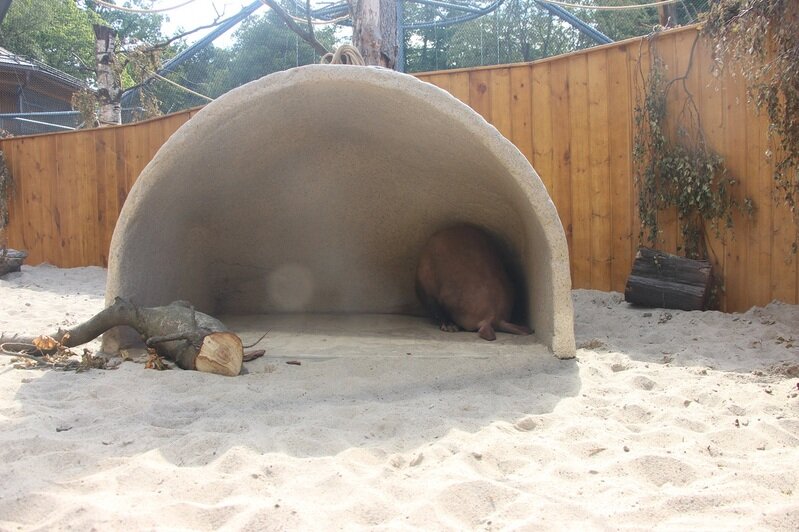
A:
91;0;198;13
320;44;366;66
148;71;214;102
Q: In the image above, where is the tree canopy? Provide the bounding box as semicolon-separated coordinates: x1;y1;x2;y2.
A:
0;0;98;80
0;0;172;81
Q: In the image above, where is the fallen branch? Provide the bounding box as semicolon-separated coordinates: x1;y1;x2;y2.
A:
1;297;244;376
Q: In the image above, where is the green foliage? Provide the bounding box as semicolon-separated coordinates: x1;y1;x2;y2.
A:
403;1;586;72
634;35;749;260
83;0;167;44
702;0;799;238
134;7;336;115
225;11;335;86
0;0;179;121
0;150;12;249
145;46;234;114
0;0;100;80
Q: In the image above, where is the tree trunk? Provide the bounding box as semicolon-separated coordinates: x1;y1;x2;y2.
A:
352;0;397;69
94;24;122;126
658;5;678;27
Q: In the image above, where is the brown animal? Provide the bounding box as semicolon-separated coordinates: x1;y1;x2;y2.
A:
415;224;531;341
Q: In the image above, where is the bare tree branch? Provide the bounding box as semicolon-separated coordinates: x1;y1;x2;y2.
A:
259;0;330;56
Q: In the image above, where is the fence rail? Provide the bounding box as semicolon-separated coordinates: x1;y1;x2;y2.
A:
2;26;796;311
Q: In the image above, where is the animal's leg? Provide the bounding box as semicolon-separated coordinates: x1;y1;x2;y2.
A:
496;320;532;336
477;321;496;341
416;283;459;332
440;322;460;333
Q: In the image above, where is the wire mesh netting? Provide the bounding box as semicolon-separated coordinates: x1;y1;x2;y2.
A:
401;0;710;72
0;0;710;134
0;46;84;135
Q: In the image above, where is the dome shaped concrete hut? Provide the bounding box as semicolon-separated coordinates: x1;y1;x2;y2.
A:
104;65;576;358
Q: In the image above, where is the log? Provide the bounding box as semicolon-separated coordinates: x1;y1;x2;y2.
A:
2;298;243;376
624;248;712;311
0;249;26;277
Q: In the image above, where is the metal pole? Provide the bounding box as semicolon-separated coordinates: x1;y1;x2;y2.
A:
534;1;613;45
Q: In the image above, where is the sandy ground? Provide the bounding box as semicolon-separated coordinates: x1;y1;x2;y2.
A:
0;265;797;530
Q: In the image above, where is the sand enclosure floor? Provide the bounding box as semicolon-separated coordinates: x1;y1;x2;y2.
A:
1;265;798;530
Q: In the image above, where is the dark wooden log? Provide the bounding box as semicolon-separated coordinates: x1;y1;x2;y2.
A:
624;247;712;311
0;249;26;277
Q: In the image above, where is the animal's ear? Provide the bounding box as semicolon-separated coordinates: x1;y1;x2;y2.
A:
478;323;496;341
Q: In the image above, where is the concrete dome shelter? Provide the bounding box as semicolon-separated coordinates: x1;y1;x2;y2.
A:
104;65;576;359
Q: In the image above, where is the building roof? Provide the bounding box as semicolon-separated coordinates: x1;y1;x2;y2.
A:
0;46;86;90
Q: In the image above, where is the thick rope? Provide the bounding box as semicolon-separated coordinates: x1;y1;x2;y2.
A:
320;44;366;66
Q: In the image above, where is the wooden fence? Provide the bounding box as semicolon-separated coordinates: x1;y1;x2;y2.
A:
1;26;796;311
416;26;797;312
2;109;199;268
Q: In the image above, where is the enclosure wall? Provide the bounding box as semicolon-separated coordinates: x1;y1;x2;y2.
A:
2;26;796;312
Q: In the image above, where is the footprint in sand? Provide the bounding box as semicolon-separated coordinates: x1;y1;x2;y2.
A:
622;455;698;487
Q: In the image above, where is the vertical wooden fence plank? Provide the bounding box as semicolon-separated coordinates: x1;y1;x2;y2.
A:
29;137;49;265
755;109;775;306
549;58;572;268
448;72;471;105
79;131;101;266
11;139;37;262
696;38;728;309
468;69;492;123
568;54;591;289
587;49;612;291
421;73;451;94
531;63;554;195
37;135;60;267
94;128;114;266
722;68;750;311
54;132;77;267
629;38;649;261
607;44;634;292
655;33;679;255
509;66;534;165
122;121;143;195
113;126;130;231
489;68;512;140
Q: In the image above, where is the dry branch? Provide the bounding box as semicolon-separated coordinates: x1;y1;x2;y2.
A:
2;298;243;376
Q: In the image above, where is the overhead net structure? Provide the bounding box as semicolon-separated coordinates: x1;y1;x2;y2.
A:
127;0;710;118
400;0;710;72
0;0;710;132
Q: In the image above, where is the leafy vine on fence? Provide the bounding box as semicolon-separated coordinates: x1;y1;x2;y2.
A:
0;150;12;251
634;32;751;262
702;0;799;243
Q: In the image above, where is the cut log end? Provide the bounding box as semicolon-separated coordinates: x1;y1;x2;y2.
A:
195;332;243;377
